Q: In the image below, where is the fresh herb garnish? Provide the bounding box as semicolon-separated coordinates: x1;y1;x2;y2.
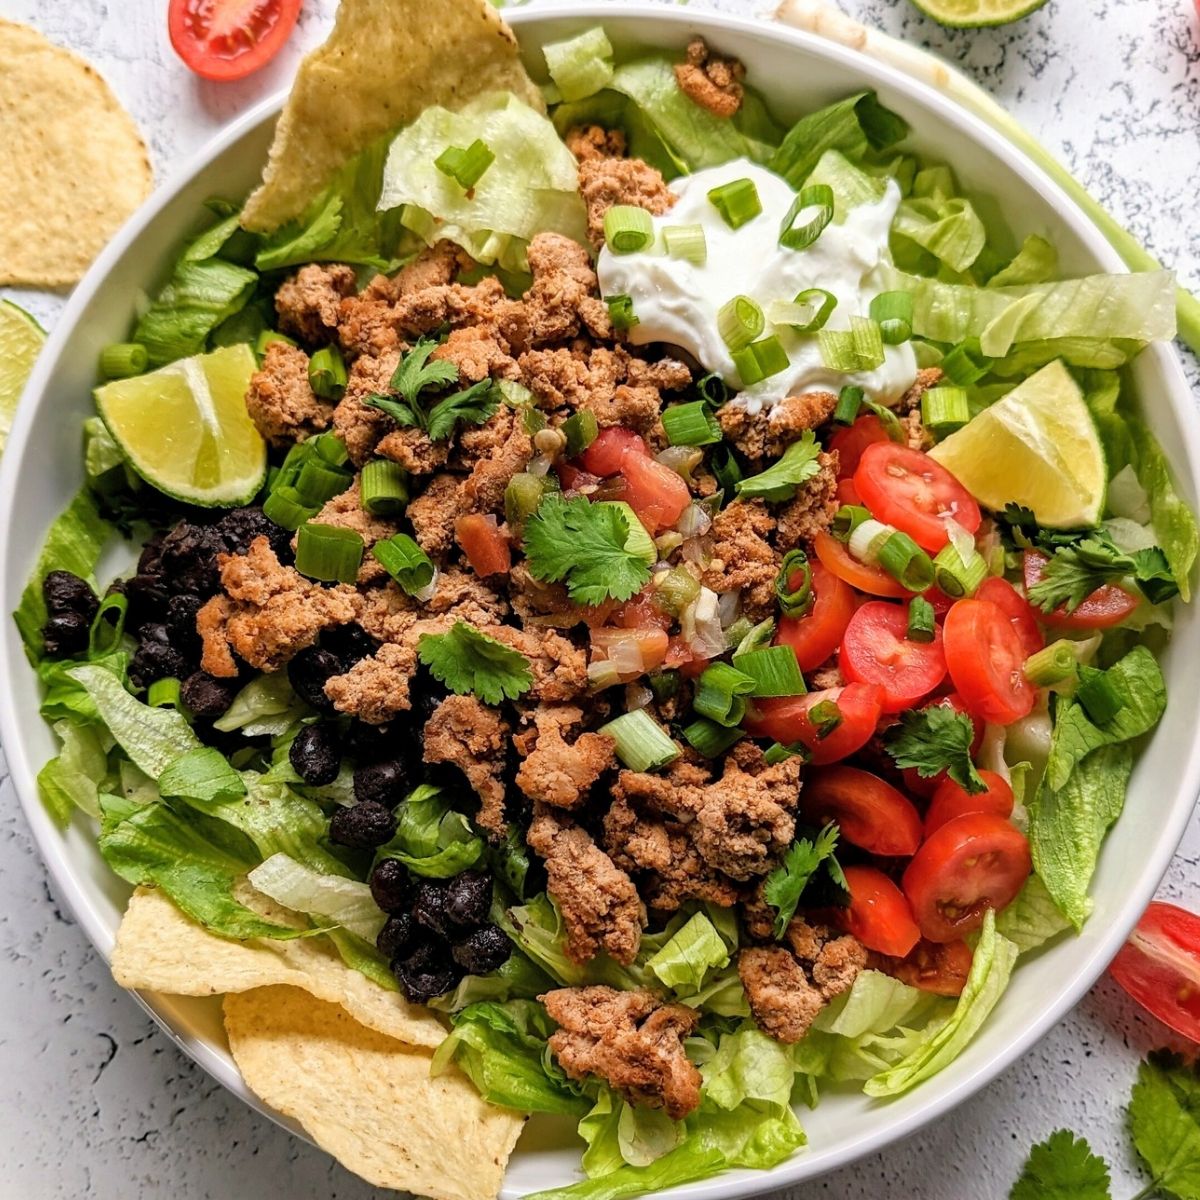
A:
735;430;822;502
885;705;986;795
1010;1130;1112;1200
1028;534;1179;613
416;621;533;705
762;823;845;938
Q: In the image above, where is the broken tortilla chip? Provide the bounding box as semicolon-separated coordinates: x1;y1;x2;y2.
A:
241;0;543;233
225;986;526;1200
112;885;444;1050
0;19;151;286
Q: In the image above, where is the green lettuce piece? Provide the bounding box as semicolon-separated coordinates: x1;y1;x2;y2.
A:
158;746;246;805
378;783;484;878
431;999;590;1117
213;672;309;737
37;646;130;723
247;852;385;942
1128;415;1199;601
863;910;1018;1097
987;234;1059;287
429;950;553;1013
646;912;729;992
803;149;886;220
37;719;108;824
995;873;1074;953
323;927;398;991
813;969;929;1040
580;1088;684;1176
987;337;1142;378
676;963;750;1019
892;195;986;274
699;1024;799;1120
15;488;111;658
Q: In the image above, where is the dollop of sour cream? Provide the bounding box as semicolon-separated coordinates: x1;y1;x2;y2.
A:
597;159;918;414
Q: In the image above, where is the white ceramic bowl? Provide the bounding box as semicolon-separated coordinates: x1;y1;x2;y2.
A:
2;6;1198;1197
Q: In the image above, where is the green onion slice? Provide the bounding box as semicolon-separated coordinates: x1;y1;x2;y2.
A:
707;178;762;229
696;373;729;407
693;662;757;727
779;184;835;251
831;504;871;541
372;533;435;596
663;223;707;265
295;458;352;507
435;139;495;190
764;740;809;765
906;596;936;644
768;288;837;334
834;385;864;425
869;291;914;345
263;485;319;531
940;338;992;386
710;443;743;500
662;401;721;447
922;386;971;438
295;523;364;585
877;531;935;593
731;335;789;387
99;342;148;380
606;294;640;331
312;431;350;467
1024;640;1079;687
718;295;766;352
808;699;843;740
932;541;987;598
604;205;655;254
308;344;347;401
360;460;410;517
599;710;681;772
255;329;297;356
732;645;806;698
774;547;813;618
682;717;745;758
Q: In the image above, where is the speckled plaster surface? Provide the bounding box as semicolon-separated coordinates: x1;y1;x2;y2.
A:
0;0;1197;1196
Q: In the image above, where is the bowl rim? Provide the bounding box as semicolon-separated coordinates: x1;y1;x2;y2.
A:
2;4;1198;1197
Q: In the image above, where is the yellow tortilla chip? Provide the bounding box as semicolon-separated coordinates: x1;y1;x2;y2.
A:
241;0;542;232
0;19;151;286
225;986;526;1200
112;886;444;1050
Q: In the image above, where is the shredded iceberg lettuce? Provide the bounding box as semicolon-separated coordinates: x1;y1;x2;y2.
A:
247;852;386;941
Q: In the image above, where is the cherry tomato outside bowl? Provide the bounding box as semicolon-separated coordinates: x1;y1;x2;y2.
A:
169;0;302;82
1110;902;1200;1043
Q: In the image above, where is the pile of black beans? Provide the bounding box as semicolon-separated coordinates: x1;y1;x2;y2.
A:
41;570;100;657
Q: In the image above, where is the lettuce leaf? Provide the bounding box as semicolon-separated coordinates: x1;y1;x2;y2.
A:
893;195;986;275
525;1145;727;1200
36;719;108;824
987;234;1059;288
429;949;553;1013
1128;415;1199;601
803;149;886;220
646;912;729;992
157;746;245;805
213;672;309;737
247;852;385;942
378;783;484;878
579;1088;685;1176
995;872;1074;953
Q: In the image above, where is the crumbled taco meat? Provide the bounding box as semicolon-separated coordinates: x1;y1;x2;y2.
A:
702;499;781;621
577;155;674;251
374;424;449;475
274;262;357;346
459;412;534;513
565;124;627;162
717;390;837;462
775;450;840;548
305;478;398;585
333;351;398;463
245;341;334;447
514;704;616;809
323;632;427;723
903;409;934;452
899;366;945;414
541;986;702;1118
423;568;510;626
484;625;588;702
785;917;867;997
405;474;465;558
674;36;745;118
423;694;510;836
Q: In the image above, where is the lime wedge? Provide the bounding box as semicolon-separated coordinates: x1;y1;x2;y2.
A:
0;300;46;452
96;343;266;507
929;359;1106;528
907;0;1048;27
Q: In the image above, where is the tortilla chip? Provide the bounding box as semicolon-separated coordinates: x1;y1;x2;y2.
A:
112;885;444;1050
0;19;151;286
225;986;526;1200
240;0;542;233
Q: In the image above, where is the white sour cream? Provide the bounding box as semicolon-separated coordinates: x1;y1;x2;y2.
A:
597;159;917;414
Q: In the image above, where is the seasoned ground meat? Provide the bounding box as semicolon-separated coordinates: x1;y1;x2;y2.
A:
717;391;837;462
577;156;674;251
423;695;510;837
775;450;840;549
245;341;334;447
305;479;399;585
898;366;944;415
332;351;398;464
702;499;781;621
674;37;745;118
514;704;616;809
484;626;588;702
542;986;702;1118
565;124;627;162
275;263;357;346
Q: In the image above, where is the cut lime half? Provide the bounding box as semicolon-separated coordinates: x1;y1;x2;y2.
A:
929;359;1106;528
95;343;266;507
0;300;46;452
907;0;1049;27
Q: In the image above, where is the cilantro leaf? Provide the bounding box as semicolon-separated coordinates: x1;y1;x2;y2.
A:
392;337;459;406
425;379;500;442
762;823;842;938
735;431;822;502
416;621;533;705
1130;1052;1200;1200
885;705;986;794
363;391;420;428
1130;546;1181;605
1010;1130;1112;1200
523;494;651;606
1027;537;1134;613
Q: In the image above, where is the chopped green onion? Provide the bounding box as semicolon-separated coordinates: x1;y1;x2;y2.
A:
764;740;809;765
295;459;352;507
710;444;743;501
663;223;707;265
308;344;347;401
694;374;729;409
940;338;992;386
682;717;745;758
818;317;887;372
734;616;776;656
779;183;834;250
360;460;410;516
652;565;702;618
863;398;906;443
732;645;806;698
906;596;936;644
262;485;319;531
606;294;639;331
808;699;843;740
1076;666;1125;725
848;517;892;563
774;547;813;617
99;342;148;379
1024;640;1079;687
832;504;872;540
255;329;297;356
717;295;765;352
312;431;350;467
147;677;182;710
542;26;614;102
295;523;364;584
648;670;680;705
851;316;885;368
604;205;655;254
504;472;556;535
434;139;495;190
768;288;837;334
723;616;755;653
921;386;971;438
932;541;987;598
878;531;935;593
599;710;680;772
694;662;756;727
562;410;599;457
88;592;128;657
869;291;914;345
834;385;864;425
662;401;721;447
372;533;435;596
731;335;789;387
707;178;762;229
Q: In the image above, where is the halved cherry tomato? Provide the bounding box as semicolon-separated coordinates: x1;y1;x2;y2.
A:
854;442;982;553
902;813;1031;943
840;865;922;958
943;598;1035;725
619;452;691;532
590;626;669;678
1110;902;1200;1042
924;588;956;618
169;0;301;81
1023;550;1140;630
837;479;862;506
745;683;885;766
579;427;647;477
840;600;947;713
976;576;1044;658
801;766;923;857
814;530;910;599
828;414;891;480
775;562;857;672
900;693;983;798
887;939;974;997
924;770;1014;838
455;514;510;577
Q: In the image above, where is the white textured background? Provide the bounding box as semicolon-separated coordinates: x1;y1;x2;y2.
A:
1;0;1198;1197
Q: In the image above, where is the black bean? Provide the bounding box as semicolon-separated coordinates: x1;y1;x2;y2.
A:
216;505;292;561
444;870;493;930
122;571;170;630
165;593;204;657
352;759;413;807
412;881;454;938
159;522;225;597
369;858;414;915
289;723;341;785
328;800;396;849
321;622;378;670
41;611;91;658
452;924;513;975
343;720;395;763
129;623;192;689
180;671;240;718
392;942;462;1003
287;646;343;712
43;570;99;621
376;911;421;960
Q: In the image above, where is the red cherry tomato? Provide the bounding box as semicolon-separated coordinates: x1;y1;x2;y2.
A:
455;514;510;577
888;939;975;997
828;415;891;479
924;770;1014;838
814;531;910;599
854;443;982;553
745;683;885;766
837;479;862;506
618;451;691;532
943;598;1035;725
801;766;923;857
168;0;300;81
840;865;922;958
775;562;857;672
1023;550;1140;630
840;600;948;713
976;576;1044;658
900;693;983;798
902;813;1031;943
578;427;647;477
1110;902;1200;1042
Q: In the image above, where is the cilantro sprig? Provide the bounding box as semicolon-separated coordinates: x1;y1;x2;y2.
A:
364;337;498;442
523;494;652;606
735;431;822;503
1011;1130;1112;1200
762;823;846;938
416;621;532;705
885;704;986;795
